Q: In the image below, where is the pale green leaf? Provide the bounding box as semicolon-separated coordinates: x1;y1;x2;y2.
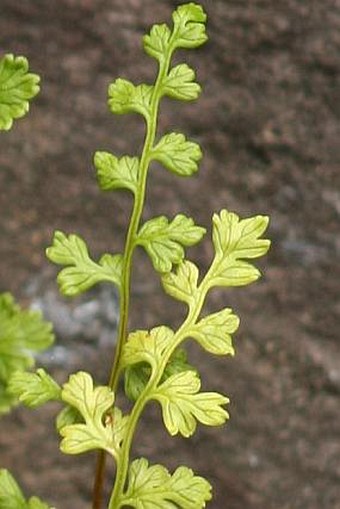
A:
60;371;117;456
162;64;201;101
8;368;61;408
189;308;239;356
153;371;229;437
209;210;271;287
213;210;270;259
0;54;40;131
62;371;114;419
0;382;16;414
0;332;38;380
164;465;212;509
152;133;202;176
124;347;195;402
46;231;87;266
27;498;51;509
136;214;205;273
46;231;122;295
108;406;130;453
143;23;171;61
108;79;153;119
13;313;53;352
172;3;208;50
0;293;54;413
94;152;139;194
122;326;174;372
0;469;26;509
99;253;123;277
122;458;211;509
55;405;82;433
161;260;199;307
0;292;54;357
0;470;52;509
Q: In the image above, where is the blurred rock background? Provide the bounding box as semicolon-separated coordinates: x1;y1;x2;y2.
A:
0;1;339;508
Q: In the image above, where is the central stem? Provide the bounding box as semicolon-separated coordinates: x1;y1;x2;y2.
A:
92;49;173;509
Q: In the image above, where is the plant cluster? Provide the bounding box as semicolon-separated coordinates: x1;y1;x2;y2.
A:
0;4;270;508
0;53;53;415
0;53;54;508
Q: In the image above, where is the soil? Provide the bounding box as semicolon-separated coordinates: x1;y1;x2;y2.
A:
0;1;339;508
